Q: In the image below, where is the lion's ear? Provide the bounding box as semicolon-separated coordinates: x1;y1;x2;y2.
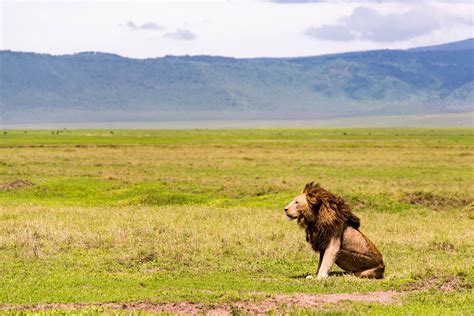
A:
303;181;314;193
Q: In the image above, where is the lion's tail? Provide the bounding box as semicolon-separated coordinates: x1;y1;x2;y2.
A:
347;214;360;229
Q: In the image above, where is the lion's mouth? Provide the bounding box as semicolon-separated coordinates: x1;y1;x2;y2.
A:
286;214;297;220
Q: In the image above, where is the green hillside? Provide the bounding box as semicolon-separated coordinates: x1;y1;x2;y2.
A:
0;39;473;123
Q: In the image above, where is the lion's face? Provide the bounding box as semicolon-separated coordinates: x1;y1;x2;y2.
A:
284;193;309;220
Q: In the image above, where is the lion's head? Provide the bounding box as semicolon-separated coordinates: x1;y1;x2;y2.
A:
284;182;324;226
284;181;360;232
284;192;309;220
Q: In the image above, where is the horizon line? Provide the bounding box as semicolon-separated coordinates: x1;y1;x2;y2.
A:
1;37;472;61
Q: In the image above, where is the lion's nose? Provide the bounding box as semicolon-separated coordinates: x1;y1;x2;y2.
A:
284;208;288;212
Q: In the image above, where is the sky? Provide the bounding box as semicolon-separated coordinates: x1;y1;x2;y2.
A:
1;0;473;58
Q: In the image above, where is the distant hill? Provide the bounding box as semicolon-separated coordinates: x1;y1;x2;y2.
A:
408;38;474;52
0;38;473;124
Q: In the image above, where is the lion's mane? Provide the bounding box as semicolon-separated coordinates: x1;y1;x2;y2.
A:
299;182;361;252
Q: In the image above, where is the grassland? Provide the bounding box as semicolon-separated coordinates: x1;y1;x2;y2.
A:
0;128;473;314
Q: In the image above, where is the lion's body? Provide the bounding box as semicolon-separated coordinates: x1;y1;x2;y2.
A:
336;227;385;278
285;182;385;279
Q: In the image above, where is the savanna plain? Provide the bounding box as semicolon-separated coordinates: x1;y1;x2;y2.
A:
0;128;473;315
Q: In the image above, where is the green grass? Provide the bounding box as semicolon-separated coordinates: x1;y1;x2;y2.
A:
0;128;473;314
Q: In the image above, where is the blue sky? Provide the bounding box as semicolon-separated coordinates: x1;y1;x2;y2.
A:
1;0;472;58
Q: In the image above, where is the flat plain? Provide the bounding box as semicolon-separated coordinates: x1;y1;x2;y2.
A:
0;128;473;314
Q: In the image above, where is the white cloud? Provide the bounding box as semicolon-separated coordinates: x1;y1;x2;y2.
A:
164;29;197;41
305;25;354;41
305;6;471;42
126;21;164;31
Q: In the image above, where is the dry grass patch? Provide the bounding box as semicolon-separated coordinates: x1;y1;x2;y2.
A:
401;191;473;211
403;275;472;292
0;179;34;191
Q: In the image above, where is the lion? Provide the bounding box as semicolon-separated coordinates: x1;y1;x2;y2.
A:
284;182;385;279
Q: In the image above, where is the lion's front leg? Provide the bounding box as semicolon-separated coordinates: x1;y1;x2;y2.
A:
316;237;341;280
316;251;324;275
307;251;325;279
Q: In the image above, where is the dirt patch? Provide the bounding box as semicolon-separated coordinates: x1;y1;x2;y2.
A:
234;291;398;314
403;275;472;292
400;191;473;211
0;179;34;191
0;291;399;314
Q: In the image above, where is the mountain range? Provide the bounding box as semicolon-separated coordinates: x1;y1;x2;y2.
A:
0;39;473;124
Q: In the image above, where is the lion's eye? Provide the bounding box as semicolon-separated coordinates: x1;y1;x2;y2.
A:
295;201;299;204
